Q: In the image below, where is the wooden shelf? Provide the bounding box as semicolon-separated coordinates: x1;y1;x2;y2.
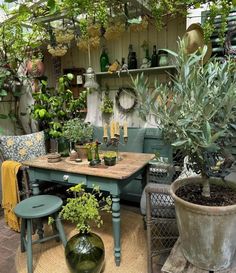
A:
96;65;176;78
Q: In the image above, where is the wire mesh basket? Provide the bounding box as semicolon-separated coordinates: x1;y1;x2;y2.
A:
145;163;179;273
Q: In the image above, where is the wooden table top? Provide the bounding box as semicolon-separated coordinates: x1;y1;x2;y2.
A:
23;152;154;180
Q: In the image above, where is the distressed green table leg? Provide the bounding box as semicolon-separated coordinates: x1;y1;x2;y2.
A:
112;194;121;266
26;219;33;273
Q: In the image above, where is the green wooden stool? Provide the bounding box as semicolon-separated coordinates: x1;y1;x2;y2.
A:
14;195;67;273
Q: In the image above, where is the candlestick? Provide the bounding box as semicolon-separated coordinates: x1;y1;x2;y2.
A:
115;122;120;136
123;121;128;138
103;123;108;138
110;120;115;138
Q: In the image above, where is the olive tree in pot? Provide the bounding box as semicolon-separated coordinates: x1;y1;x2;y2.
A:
58;183;111;273
132;41;236;271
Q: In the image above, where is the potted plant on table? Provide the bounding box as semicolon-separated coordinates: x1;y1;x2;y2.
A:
59;183;111;273
103;151;117;166
62;118;93;159
132;41;236;271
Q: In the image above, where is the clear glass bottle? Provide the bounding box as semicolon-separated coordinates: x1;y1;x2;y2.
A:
158;50;169;67
151;45;158;67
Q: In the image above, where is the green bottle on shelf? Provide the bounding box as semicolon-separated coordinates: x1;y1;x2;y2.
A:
100;47;109;72
151;45;158;67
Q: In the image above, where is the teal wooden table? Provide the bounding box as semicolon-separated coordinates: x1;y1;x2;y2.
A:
23;152;154;266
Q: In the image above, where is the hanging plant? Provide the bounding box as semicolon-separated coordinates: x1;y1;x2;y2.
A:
104;21;125;41
100;90;114;115
47;44;68;57
54;28;74;44
129;15;149;32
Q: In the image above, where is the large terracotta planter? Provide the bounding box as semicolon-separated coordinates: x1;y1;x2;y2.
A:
170;177;236;271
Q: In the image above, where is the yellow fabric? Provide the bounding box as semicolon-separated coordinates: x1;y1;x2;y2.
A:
1;160;22;232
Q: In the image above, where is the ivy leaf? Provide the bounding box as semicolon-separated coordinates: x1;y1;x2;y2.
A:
39;109;46;118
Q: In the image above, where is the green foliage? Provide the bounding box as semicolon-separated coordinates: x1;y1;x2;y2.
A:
62;118;93;144
104;151;117;158
31;74;86;139
132;40;236;178
100;92;114;115
59;183;111;233
149;0;235;43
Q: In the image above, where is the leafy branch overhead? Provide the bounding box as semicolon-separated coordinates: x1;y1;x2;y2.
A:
2;0;236;45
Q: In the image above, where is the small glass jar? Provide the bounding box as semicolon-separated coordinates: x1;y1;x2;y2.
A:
158;50;169;66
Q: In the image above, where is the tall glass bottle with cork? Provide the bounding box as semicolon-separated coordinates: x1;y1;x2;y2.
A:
100;47;109;72
151;45;158;67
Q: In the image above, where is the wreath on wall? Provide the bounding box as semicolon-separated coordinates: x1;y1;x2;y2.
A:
115;87;138;114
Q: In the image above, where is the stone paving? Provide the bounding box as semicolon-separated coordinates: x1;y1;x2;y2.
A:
0;210;19;273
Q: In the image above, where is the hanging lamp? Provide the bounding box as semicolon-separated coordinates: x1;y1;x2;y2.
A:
84;42;99;90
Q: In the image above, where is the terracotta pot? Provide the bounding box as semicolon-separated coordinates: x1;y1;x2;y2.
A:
26;59;45;77
170;177;236;271
74;145;88;159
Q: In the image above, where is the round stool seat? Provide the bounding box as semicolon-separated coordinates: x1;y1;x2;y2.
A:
14;195;63;219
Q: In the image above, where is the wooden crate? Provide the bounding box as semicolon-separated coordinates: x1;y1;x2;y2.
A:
162;239;236;273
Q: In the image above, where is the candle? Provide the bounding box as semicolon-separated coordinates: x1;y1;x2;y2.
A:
103;124;108;138
123;121;128;138
110;120;115;138
115;122;120;136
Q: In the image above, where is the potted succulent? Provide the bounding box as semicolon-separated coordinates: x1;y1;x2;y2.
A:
103;151;117;166
132;41;236;271
62;118;93;158
57;183;111;273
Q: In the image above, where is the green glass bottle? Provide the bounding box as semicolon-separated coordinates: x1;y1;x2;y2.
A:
100;47;109;72
151;45;158;67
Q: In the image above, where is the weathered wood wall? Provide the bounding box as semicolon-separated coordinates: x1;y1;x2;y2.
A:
0;15;186;135
45;16;186;127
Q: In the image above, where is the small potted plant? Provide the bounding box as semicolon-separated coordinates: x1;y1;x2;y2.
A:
58;183;111;273
103;151;117;166
62;118;93;158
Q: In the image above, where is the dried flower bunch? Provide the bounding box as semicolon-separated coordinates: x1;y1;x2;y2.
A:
54;28;74;44
130;15;149;32
47;44;68;57
104;22;125;41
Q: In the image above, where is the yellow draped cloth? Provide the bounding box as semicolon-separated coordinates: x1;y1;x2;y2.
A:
1;160;22;232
